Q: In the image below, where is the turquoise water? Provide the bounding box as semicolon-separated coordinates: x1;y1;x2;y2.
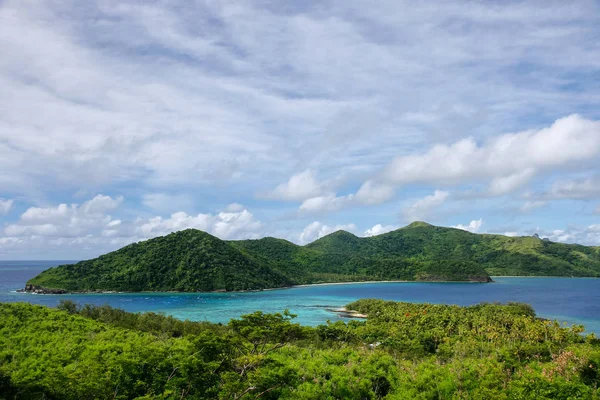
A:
1;261;599;332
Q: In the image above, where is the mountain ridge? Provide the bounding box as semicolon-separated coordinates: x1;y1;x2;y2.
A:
24;222;600;293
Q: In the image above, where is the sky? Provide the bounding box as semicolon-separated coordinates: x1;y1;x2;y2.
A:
1;0;600;259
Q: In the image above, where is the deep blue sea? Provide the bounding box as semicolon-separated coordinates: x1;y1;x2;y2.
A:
1;260;599;333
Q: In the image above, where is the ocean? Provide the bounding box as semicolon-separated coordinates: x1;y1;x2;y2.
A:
1;260;599;333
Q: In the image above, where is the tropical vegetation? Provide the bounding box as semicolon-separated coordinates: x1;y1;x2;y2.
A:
1;300;599;399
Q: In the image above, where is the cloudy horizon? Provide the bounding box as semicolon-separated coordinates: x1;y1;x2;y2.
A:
1;0;600;259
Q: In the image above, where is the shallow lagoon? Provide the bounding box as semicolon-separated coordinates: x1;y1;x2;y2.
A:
1;260;599;333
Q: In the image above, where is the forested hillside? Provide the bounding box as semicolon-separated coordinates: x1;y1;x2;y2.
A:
25;222;600;293
26;229;292;292
305;222;600;277
1;301;598;399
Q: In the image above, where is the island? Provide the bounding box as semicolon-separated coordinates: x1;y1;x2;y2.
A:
23;221;600;293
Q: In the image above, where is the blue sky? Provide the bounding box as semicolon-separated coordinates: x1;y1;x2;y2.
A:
1;0;600;259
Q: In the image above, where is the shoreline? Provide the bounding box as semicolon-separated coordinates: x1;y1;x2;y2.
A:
290;279;489;289
491;276;599;278
19;278;491;295
19;276;599;295
26;275;600;295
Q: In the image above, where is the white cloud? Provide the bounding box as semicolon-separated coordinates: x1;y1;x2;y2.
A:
0;195;265;258
135;209;262;240
301;114;600;212
299;194;354;213
453;219;484;233
403;190;449;222
2;1;599;202
504;232;520;237
5;195;122;237
296;181;395;214
268;170;326;201
1;1;600;256
488;168;536;196
381;115;600;194
298;221;357;244
0;199;13;215
364;224;397;237
355;181;395;205
81;195;123;214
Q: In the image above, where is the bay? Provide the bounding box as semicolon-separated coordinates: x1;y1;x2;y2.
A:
1;260;599;333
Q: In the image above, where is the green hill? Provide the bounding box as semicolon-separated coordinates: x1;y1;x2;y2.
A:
25;229;291;292
24;222;600;293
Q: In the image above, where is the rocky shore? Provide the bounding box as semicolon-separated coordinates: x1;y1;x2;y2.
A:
18;285;67;294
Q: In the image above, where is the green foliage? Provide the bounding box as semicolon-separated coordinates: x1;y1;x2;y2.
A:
26;223;600;293
28;229;292;292
57;300;225;338
306;223;600;278
2;301;599;399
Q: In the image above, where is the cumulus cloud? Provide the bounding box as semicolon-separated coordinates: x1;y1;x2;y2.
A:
364;224;397;237
403;190;449;222
381;115;600;195
0;199;13;215
298;221;357;244
5;195;122;237
81;195;123;214
135;210;262;240
297;181;395;214
0;195;265;258
268;170;326;201
354;181;395;205
453;219;484;233
299;194;354;213
296;114;600;214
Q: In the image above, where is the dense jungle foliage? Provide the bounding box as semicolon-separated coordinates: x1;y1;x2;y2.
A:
1;300;599;399
26;222;600;293
26;230;293;292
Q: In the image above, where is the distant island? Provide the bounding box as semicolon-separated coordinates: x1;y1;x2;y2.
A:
23;221;600;293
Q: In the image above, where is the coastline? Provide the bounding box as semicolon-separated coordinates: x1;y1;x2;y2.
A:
20;278;491;295
491;276;599;278
21;276;600;295
290;279;489;289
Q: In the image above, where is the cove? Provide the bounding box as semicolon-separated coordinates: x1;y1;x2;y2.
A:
1;261;599;333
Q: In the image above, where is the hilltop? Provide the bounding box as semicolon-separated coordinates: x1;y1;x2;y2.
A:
25;229;291;293
24;222;600;293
